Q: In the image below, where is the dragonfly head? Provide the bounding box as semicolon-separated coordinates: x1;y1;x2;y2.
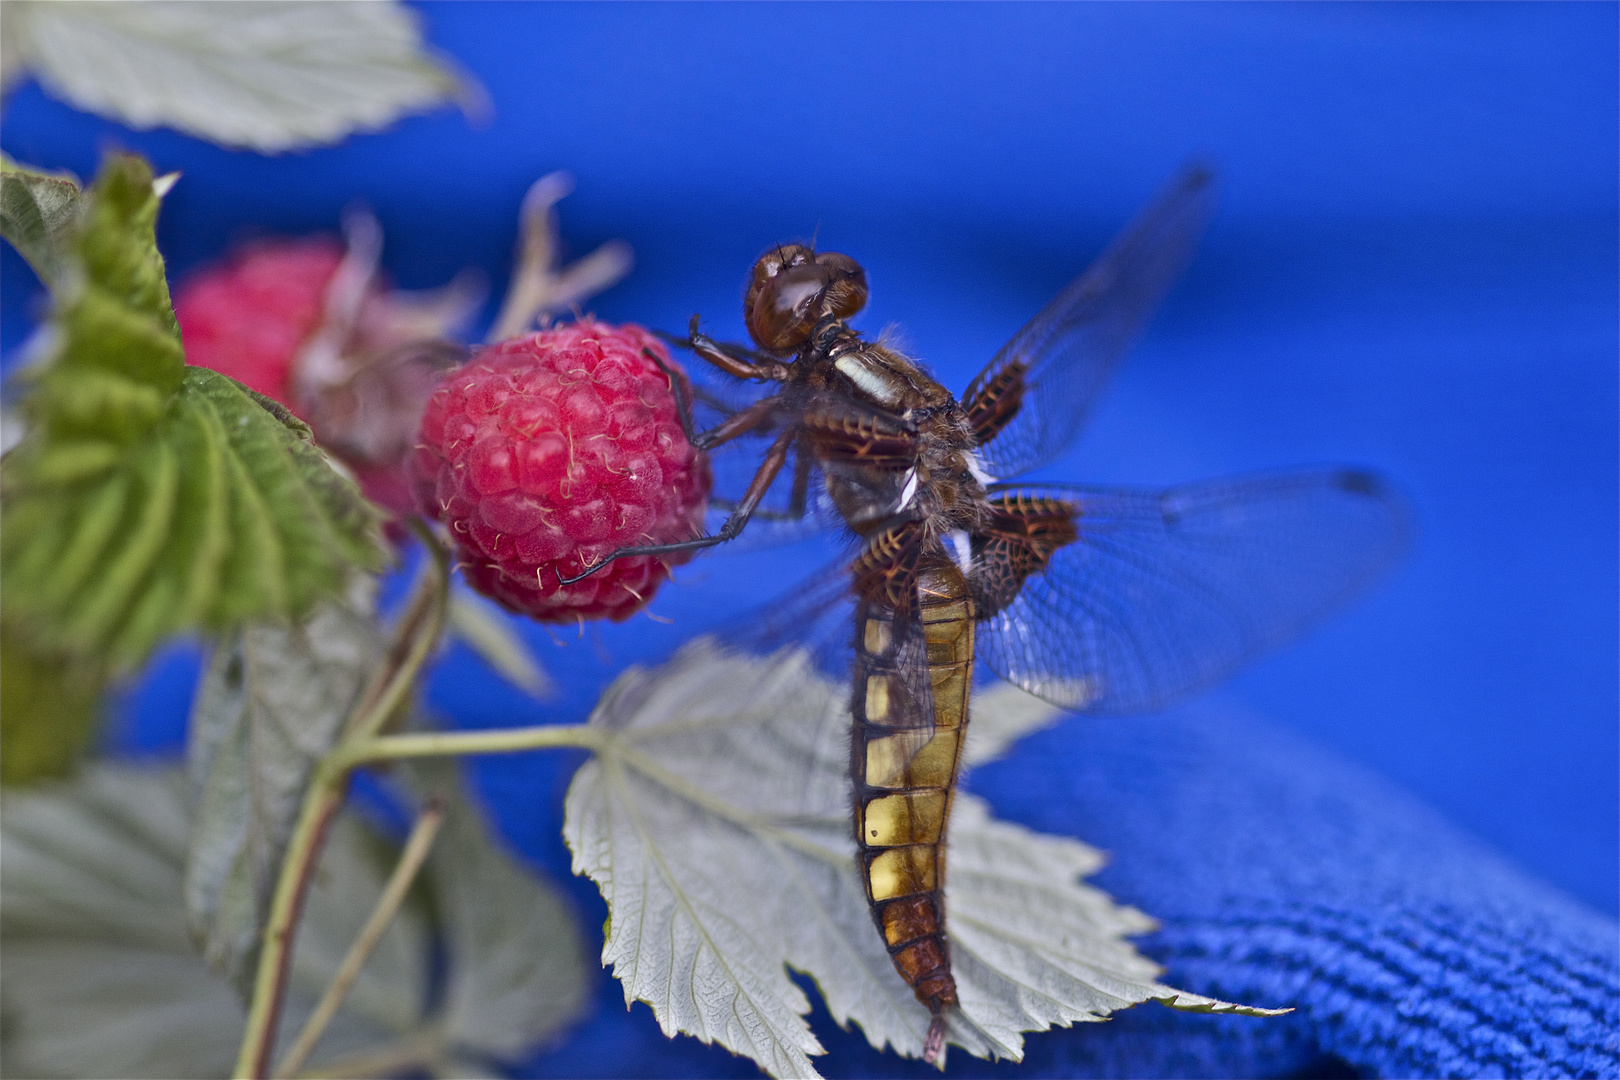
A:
745;243;868;352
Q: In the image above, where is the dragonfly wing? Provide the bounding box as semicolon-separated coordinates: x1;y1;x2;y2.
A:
963;166;1214;480
712;527;944;745
700;454;849;552
974;468;1410;714
713;552;859;676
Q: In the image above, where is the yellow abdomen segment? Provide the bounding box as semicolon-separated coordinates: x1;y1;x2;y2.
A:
862;790;948;846
850;565;974;1015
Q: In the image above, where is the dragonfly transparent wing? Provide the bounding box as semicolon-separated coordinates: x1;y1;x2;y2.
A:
714;552;859;676
700;444;850;553
673;365;855;553
975;468;1410;714
963;166;1214;481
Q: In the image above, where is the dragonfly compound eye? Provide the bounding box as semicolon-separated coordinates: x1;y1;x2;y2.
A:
745;246;869;351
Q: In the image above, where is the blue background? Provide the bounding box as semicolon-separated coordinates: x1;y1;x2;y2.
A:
4;3;1615;1075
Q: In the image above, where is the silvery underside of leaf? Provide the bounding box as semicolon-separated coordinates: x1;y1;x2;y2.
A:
563;640;1283;1079
184;579;387;996
0;766;420;1078
4;0;468;152
1;762;590;1078
0;157;82;288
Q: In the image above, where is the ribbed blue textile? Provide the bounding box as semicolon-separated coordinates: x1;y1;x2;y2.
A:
519;702;1619;1079
969;705;1620;1079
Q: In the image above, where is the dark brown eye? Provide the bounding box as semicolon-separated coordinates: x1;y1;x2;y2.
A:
744;245;869;351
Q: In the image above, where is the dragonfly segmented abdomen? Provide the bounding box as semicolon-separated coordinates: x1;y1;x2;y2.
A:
850;564;975;1017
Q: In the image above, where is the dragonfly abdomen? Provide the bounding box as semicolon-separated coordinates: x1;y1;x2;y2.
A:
850;563;975;1036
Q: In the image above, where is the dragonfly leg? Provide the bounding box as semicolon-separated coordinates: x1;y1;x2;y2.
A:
707;446;815;522
653;315;790;381
557;427;794;584
691;395;780;453
642;346;703;447
643;347;779;452
786;443;813;518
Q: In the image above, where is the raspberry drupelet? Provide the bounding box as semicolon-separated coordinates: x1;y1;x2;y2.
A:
410;321;711;623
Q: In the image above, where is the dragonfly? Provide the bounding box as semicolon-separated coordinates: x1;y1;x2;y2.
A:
566;165;1408;1061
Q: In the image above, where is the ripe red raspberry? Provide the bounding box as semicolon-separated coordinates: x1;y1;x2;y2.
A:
410;320;711;623
174;238;347;402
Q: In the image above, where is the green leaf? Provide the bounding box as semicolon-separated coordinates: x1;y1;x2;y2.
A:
0;627;105;785
0;157;82;287
73;153;179;336
0;765;426;1078
563;642;1284;1079
184;582;386;996
3;366;387;667
15;152;182;446
182;366;387;624
1;153;387;670
4;0;467;153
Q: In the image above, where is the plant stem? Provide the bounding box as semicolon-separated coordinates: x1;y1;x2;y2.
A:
273;800;447;1080
234;536;451;1080
234;786;346;1080
330;722;604;772
344;529;452;743
291;1028;445;1079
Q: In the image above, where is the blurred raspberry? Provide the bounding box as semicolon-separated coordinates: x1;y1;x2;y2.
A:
410;320;711;623
174;238;347;402
173;230;474;516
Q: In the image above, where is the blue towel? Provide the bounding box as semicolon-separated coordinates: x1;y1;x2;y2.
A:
516;699;1618;1079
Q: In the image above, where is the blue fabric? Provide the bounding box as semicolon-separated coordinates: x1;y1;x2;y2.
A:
968;705;1619;1079
5;4;1617;1077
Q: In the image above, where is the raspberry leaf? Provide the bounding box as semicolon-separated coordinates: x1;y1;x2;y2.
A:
4;1;466;153
184;583;385;997
2;763;589;1076
1;765;429;1078
563;642;1283;1079
181;367;387;625
1;153;387;674
0;627;104;785
20;152;184;445
2;365;388;666
0;157;82;288
409;761;591;1064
